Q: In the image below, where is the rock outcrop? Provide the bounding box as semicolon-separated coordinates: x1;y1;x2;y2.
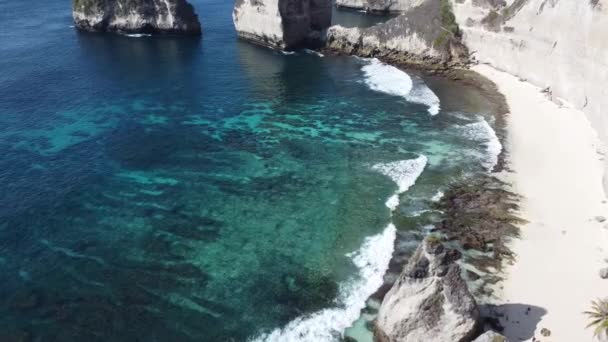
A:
375;237;479;342
326;0;469;68
233;0;332;49
72;0;202;35
335;0;426;12
450;0;608;192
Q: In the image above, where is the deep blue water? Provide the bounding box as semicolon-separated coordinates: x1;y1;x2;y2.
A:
0;1;499;341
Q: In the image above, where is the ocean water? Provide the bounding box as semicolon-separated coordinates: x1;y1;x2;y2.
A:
0;0;500;341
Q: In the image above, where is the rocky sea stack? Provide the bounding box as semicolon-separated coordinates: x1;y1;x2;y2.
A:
233;0;332;50
375;236;480;342
72;0;202;35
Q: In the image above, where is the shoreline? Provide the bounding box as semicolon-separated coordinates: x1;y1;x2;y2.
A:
474;64;608;341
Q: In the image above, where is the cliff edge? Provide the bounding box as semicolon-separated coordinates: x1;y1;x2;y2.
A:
72;0;202;35
451;0;608;191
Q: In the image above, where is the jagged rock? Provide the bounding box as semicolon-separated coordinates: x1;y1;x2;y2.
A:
335;0;426;12
326;0;469;67
233;0;332;50
374;237;479;342
473;330;509;342
72;0;202;35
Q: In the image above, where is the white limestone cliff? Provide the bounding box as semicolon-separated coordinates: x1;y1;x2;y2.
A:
233;0;332;49
452;0;608;191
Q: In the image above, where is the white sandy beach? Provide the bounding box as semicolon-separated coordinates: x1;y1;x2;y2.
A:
473;64;608;341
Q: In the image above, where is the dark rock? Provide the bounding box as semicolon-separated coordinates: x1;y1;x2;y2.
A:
540;327;551;337
600;267;608;279
72;0;202;35
467;270;482;281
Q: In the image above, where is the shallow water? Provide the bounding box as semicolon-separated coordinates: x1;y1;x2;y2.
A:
0;1;500;341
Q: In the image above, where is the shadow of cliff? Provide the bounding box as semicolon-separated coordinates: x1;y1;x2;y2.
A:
75;32;201;86
480;303;548;341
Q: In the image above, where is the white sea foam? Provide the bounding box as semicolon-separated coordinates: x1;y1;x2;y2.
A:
280;50;296;55
251;224;397;342
361;59;440;115
304;49;325;57
431;190;444;202
124;33;152;38
371;155;428;195
462;118;502;171
385;194;400;211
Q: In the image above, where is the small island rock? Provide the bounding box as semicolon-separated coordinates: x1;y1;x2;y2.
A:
72;0;202;35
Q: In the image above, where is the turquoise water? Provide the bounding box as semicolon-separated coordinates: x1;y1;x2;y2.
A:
0;0;500;341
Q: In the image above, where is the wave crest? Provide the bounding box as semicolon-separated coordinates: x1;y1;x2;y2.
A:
361;59;440;115
462;119;502;171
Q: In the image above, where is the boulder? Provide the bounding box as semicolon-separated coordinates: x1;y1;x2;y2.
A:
473;330;509;342
72;0;202;35
233;0;332;49
374;237;479;342
600;267;608;279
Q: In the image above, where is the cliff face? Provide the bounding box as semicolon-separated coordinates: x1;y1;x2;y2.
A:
452;0;608;190
375;237;479;342
233;0;332;49
335;0;426;12
72;0;202;35
326;0;469;67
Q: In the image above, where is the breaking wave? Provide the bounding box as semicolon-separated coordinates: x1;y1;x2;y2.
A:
462;118;502;171
361;58;440;115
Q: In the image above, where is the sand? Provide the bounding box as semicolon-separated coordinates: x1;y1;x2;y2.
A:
473;64;608;341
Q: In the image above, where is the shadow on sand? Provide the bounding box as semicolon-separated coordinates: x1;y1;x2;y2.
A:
480;303;548;341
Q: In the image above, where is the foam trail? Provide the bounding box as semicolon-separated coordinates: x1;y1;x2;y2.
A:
462;118;502;171
124;33;152;38
372;155;428;211
251;224;397;342
361;59;440;115
431;190;444;202
372;155;428;194
303;49;325;57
